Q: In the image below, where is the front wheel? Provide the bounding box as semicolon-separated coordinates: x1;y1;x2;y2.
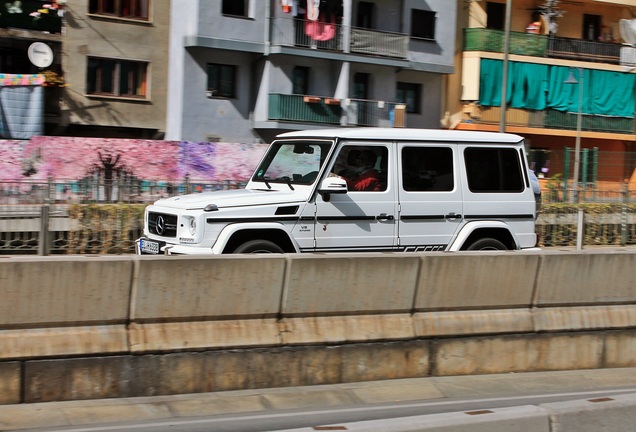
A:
466;238;508;251
232;240;284;254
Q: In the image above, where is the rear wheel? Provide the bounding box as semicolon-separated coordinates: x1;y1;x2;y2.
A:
232;240;284;254
466;238;507;251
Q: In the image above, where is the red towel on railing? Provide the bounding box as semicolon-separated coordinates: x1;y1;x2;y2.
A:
305;15;335;41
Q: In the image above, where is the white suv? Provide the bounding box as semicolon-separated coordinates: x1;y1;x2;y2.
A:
137;128;539;255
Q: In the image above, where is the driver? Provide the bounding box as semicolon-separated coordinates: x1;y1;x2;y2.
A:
345;150;381;191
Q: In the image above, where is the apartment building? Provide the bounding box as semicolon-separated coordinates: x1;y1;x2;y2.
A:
0;0;64;138
57;0;170;138
452;0;636;189
166;0;457;143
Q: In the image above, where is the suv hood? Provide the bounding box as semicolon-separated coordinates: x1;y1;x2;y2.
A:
153;188;309;210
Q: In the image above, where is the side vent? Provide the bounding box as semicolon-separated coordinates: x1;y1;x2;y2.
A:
275;206;299;215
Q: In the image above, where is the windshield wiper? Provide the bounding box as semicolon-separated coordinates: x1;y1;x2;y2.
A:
262;176;272;189
282;176;295;191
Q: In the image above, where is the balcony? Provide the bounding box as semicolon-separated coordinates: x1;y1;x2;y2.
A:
269;94;341;125
464;28;623;65
0;0;63;34
268;94;406;127
474;106;636;135
270;17;409;59
350;27;408;59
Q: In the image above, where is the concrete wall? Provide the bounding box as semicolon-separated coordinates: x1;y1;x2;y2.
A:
1;250;635;403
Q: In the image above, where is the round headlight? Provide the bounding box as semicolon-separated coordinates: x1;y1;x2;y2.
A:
188;218;197;236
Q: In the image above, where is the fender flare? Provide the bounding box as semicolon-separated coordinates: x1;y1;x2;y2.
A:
211;222;300;254
447;220;520;251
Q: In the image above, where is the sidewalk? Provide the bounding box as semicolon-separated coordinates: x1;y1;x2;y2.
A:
2;367;636;431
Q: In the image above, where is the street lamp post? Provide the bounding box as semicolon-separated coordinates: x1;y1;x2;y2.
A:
499;0;512;133
564;67;584;250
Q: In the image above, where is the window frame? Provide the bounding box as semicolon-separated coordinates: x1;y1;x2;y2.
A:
86;57;149;99
410;9;436;41
207;63;237;99
88;0;150;21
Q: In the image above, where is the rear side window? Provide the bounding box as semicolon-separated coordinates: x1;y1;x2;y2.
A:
464;147;523;193
401;146;454;192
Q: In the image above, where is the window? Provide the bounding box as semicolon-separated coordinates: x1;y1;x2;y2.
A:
411;9;436;40
333;146;388;192
222;0;248;17
396;82;421;113
89;0;150;20
292;67;309;95
402;147;454;192
87;58;148;98
583;14;601;41
207;63;236;98
352;73;370;100
486;2;505;30
464;147;524;193
356;2;374;28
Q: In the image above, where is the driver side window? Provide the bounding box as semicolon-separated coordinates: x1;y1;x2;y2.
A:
333;146;388;192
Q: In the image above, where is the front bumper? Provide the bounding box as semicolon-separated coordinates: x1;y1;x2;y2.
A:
136;238;216;255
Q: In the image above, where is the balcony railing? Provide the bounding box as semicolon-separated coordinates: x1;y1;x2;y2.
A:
268;94;406;127
475;106;636;135
341;98;405;127
271;17;409;59
350;27;408;59
269;94;341;125
464;28;622;65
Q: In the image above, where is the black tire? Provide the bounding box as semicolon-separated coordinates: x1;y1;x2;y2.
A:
232;240;284;254
466;238;508;251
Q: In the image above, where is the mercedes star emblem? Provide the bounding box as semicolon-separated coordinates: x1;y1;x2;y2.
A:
156;216;165;235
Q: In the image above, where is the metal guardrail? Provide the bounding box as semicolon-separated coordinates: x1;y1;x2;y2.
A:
464;28;622;64
0;178;247;205
270;17;409;59
268;93;405;127
1;203;635;255
475;106;636;135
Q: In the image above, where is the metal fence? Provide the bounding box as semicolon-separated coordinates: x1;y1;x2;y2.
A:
464;28;624;65
270;17;409;59
0;177;247;205
1;178;636;255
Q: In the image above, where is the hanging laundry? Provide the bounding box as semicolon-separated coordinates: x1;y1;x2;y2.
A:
305;14;335;41
307;0;320;20
281;0;292;13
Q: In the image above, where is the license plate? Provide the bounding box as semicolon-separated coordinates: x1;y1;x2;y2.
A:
139;238;161;254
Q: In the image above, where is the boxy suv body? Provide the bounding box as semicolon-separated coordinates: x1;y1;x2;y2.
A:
137;128;539;255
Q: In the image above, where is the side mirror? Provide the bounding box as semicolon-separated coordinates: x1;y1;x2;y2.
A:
318;176;348;201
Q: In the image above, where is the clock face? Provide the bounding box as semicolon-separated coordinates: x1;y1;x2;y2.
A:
28;42;54;68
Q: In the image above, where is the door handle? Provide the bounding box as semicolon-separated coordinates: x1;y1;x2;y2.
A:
445;212;462;220
377;213;394;221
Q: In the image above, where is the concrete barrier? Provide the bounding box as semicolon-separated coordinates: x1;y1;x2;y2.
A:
0;256;133;359
0;250;635;403
129;255;286;351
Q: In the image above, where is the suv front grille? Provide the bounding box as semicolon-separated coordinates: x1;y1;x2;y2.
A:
148;212;178;238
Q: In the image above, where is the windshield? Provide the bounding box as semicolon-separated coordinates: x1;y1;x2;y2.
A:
252;141;333;185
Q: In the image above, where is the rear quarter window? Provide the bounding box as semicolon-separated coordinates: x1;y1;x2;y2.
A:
464;147;523;193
